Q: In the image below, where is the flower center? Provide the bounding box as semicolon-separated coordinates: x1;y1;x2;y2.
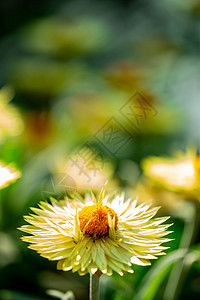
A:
78;204;118;239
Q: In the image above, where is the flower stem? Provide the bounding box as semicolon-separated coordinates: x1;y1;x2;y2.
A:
163;202;200;300
90;274;100;300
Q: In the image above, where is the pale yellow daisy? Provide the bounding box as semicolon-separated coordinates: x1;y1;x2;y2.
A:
20;183;172;276
142;149;200;200
0;161;21;189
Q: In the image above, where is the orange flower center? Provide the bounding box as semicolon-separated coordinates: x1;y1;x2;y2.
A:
78;204;118;239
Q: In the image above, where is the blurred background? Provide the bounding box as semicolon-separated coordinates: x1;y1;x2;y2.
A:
0;0;200;299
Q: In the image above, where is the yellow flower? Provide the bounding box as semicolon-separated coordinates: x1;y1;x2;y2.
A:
0;161;21;189
20;183;172;276
142;149;200;200
54;147;114;194
0;86;23;140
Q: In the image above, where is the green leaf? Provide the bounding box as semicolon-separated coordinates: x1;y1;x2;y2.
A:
133;249;188;300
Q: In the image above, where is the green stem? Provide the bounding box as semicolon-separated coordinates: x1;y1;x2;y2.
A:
163;202;199;300
90;274;100;300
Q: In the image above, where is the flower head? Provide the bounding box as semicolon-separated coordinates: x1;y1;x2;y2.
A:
0;161;21;189
142;149;200;200
0;86;23;141
20;183;172;276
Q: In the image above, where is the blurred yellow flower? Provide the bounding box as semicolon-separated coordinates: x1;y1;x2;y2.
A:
135;181;183;216
54;147;114;194
64;159;112;193
0;86;23;140
20;183;172;276
142;149;200;200
22;17;110;57
0;161;21;189
103;61;143;91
